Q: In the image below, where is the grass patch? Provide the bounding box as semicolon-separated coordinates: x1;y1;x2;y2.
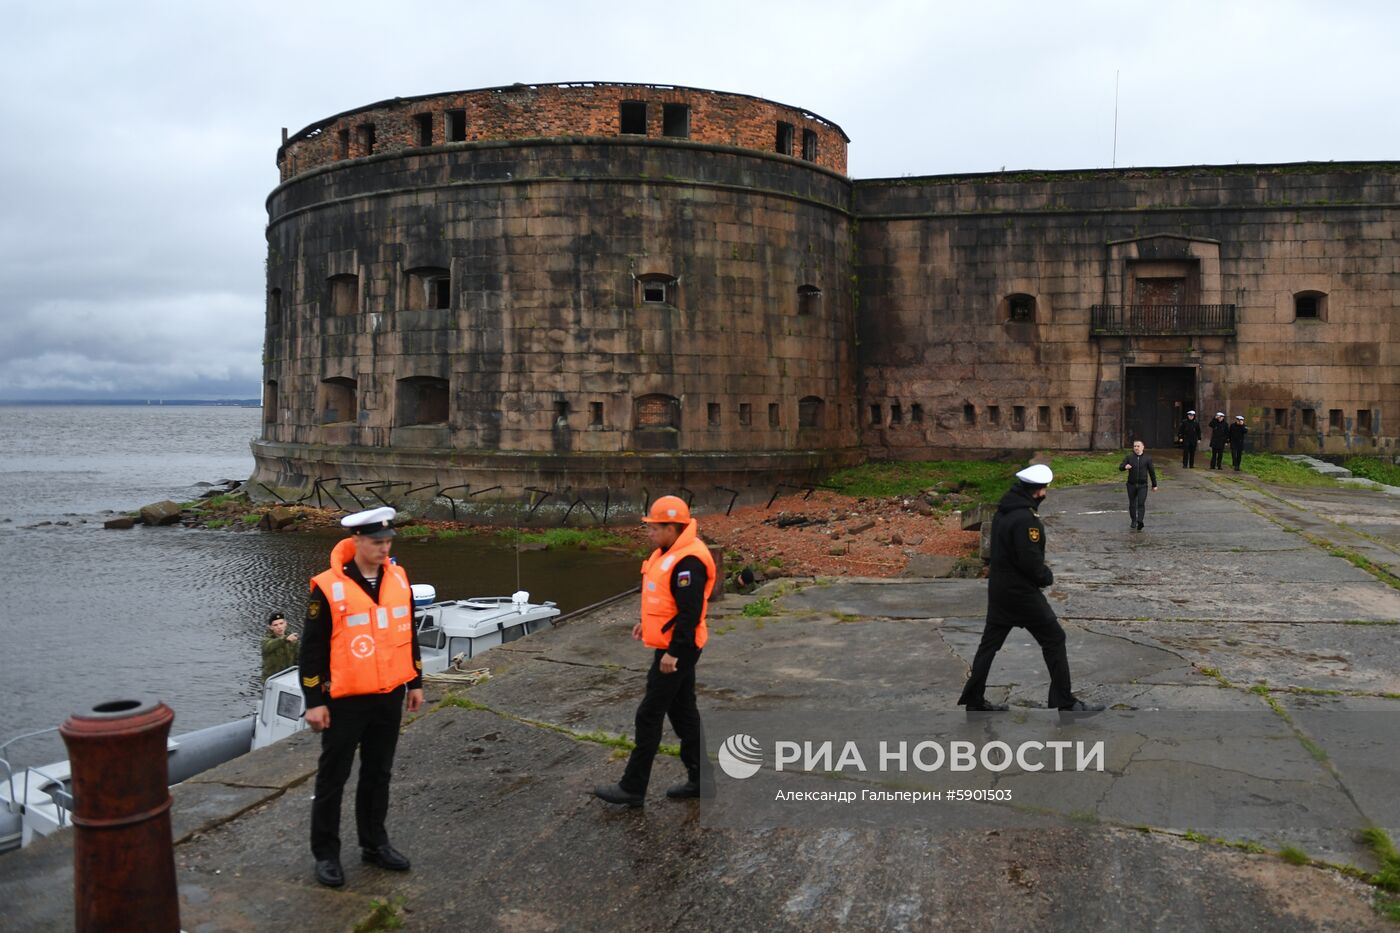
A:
1342;618;1400;626
1198;666;1234;688
498;527;632;550
1046;452;1131;486
1344;457;1400;488
827;453;1132;504
1362;827;1400;892
435;693;487;711
1302;535;1400;591
396;524;434;538
352;897;405;932
204;518;230;530
742;597;776;618
203;493;246;508
712;624;736;636
1233;453;1345;487
1279;844;1311;866
241;513;261;525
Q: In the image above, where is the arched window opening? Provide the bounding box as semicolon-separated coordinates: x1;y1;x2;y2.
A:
636;272;678;306
634;394;680;450
318;378;357;425
798;396;824;428
328;274;359;316
798;284;822;316
396;377;449;426
405;267;451;311
1294;290;1327;321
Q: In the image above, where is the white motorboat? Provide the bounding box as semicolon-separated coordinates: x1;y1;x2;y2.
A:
1;585;559;853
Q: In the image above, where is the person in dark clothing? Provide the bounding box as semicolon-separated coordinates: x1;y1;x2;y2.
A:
261;612;299;681
1227;415;1249;471
596;496;715;806
1178;410;1202;468
957;465;1103;713
300;507;424;888
1207;412;1229;469
1119;440;1159;531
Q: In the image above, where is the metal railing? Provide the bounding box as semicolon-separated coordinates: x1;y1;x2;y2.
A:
1090;304;1236;336
1;727;72;831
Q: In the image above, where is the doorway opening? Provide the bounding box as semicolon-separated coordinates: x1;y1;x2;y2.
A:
1124;366;1195;448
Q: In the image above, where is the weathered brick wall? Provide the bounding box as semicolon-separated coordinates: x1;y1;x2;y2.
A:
853;164;1400;456
277;82;848;180
256;138;858;500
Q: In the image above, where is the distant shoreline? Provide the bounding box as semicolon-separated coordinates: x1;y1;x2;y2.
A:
0;399;260;407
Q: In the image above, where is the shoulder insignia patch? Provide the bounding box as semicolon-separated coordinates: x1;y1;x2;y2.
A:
308;600;322;619
1028;527;1041;543
677;570;692;588
301;675;320;688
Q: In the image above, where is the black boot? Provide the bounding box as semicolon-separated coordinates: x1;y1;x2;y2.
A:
315;857;345;887
594;783;645;807
666;778;701;799
361;844;411;871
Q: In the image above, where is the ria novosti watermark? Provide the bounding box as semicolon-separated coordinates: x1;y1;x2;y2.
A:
719;731;1103;780
699;710;1400;838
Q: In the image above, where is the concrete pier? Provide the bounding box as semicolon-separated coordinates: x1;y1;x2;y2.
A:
6;464;1400;931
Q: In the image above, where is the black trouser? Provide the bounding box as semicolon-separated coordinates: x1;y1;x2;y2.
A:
958;606;1075;709
311;686;404;860
1182;443;1197;468
1231;447;1244;470
1209;447;1225;469
1127;483;1149;525
620;649;703;793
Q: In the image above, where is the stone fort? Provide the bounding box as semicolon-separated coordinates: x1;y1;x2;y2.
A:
253;81;1398;514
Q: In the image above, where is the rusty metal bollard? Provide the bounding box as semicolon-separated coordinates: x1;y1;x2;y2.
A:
60;698;180;933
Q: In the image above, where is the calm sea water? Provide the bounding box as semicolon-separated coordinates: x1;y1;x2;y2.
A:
0;406;638;752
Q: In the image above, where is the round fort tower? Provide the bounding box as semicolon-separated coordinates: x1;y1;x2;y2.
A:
253;81;858;516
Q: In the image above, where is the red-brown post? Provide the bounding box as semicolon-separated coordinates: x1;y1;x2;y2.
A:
59;698;180;933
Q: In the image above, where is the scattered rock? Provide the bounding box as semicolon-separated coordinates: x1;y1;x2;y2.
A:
848;520;877;535
259;506;298;531
103;517;137;530
828;545;849;556
913;500;936;517
906;535;924;546
139;500;184;527
890;532;904;545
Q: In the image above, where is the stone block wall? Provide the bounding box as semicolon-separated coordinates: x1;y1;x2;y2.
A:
853;164;1400;456
276;82;848;180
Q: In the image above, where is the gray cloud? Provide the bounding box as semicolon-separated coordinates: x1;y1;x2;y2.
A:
3;0;1398;398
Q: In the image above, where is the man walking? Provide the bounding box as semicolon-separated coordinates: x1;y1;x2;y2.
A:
1178;410;1202;469
1119;440;1159;531
1207;412;1229;470
300;507;424;888
957;465;1103;713
595;495;714;806
1228;414;1249;471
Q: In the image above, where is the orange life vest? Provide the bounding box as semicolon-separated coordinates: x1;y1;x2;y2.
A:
640;521;714;651
310;538;417;699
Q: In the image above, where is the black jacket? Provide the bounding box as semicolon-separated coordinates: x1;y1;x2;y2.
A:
1119;451;1158;487
663;555;708;664
1179;417;1203;445
987;484;1055;624
1208;417;1229;450
1227;422;1248;449
300;559;423;709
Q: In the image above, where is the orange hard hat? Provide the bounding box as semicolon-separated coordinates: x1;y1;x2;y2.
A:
642;495;691;524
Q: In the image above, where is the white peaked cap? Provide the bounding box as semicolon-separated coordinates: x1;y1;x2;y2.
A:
1015;464;1054;486
1186;410;1196;415
1216;411;1225;417
1235;414;1245;420
341;506;397;529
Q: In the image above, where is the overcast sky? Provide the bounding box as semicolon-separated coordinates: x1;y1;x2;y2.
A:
3;0;1397;400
